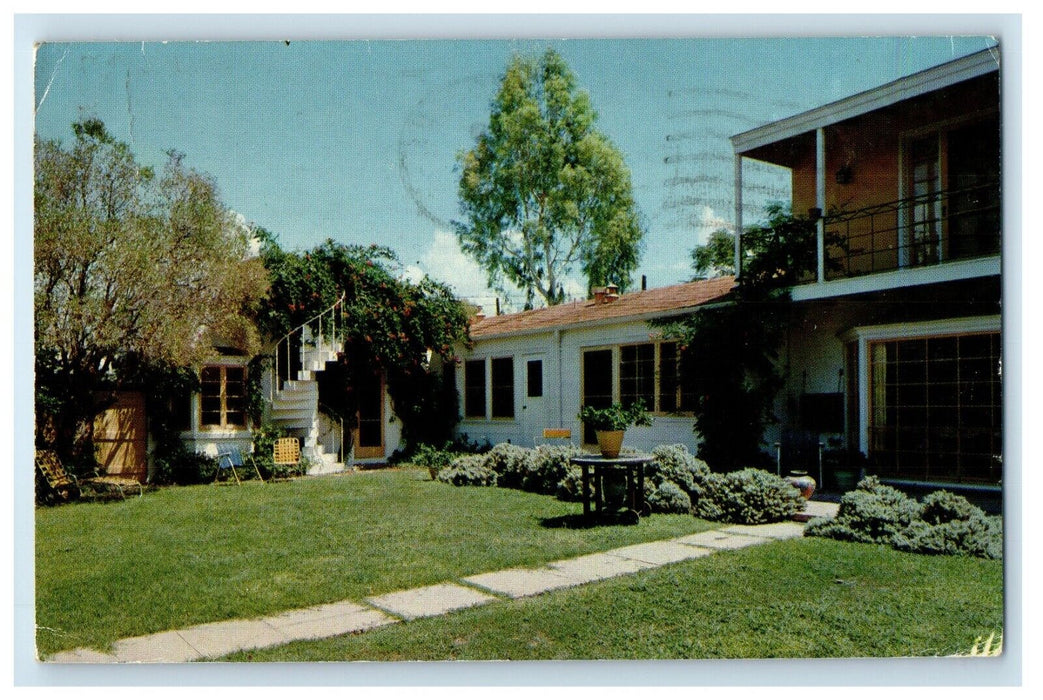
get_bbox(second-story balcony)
[821,181,1000,282]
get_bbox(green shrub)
[646,480,692,514]
[437,455,498,487]
[555,466,587,502]
[647,444,710,494]
[805,476,921,544]
[919,490,980,525]
[805,480,1002,559]
[525,444,580,495]
[483,443,534,489]
[251,421,285,479]
[410,443,456,471]
[153,444,219,485]
[893,514,1003,559]
[699,468,805,524]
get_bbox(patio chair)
[35,449,144,501]
[272,437,302,477]
[536,428,574,446]
[215,447,265,485]
[35,449,80,502]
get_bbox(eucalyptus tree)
[455,48,643,308]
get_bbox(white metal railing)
[271,293,347,401]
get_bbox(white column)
[733,153,743,278]
[816,127,826,283]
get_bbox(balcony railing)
[821,181,1000,282]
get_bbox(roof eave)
[731,47,999,155]
[469,300,731,341]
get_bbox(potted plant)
[578,400,652,458]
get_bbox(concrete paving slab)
[605,541,715,566]
[367,583,497,620]
[265,603,397,641]
[547,552,656,583]
[176,619,288,659]
[721,522,807,540]
[112,630,201,663]
[45,647,119,663]
[674,530,771,551]
[264,601,374,629]
[801,501,840,520]
[463,567,585,598]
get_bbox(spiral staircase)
[268,296,348,475]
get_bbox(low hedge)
[805,476,1002,559]
[436,455,498,487]
[433,441,805,526]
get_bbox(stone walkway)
[46,501,838,663]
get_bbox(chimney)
[473,305,485,321]
[604,284,620,303]
[592,287,606,304]
[641,275,647,291]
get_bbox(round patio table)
[570,454,655,524]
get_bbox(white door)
[520,354,546,447]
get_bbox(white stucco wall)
[457,317,700,454]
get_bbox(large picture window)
[200,365,247,429]
[868,332,1001,483]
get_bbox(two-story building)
[457,48,1003,493]
[732,47,1002,488]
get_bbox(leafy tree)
[690,228,736,280]
[455,48,644,307]
[34,119,268,466]
[258,238,472,448]
[661,204,824,470]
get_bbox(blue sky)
[33,35,997,310]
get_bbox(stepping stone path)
[46,504,838,663]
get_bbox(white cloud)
[409,230,597,313]
[409,230,506,312]
[692,205,730,247]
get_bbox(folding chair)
[36,449,144,501]
[215,447,265,485]
[272,437,301,478]
[536,428,574,446]
[35,449,80,502]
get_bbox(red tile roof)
[470,276,736,338]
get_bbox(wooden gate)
[93,391,148,482]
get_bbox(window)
[658,342,695,413]
[582,342,693,443]
[464,360,486,419]
[620,344,655,409]
[491,357,515,418]
[526,359,543,398]
[200,365,247,428]
[868,332,1001,483]
[582,349,614,444]
[902,114,1000,268]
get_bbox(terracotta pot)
[596,430,625,458]
[786,471,816,499]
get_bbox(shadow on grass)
[539,511,640,529]
[539,513,599,529]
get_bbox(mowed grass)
[222,537,1004,661]
[35,468,715,657]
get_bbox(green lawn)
[35,467,715,657]
[221,537,1004,661]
